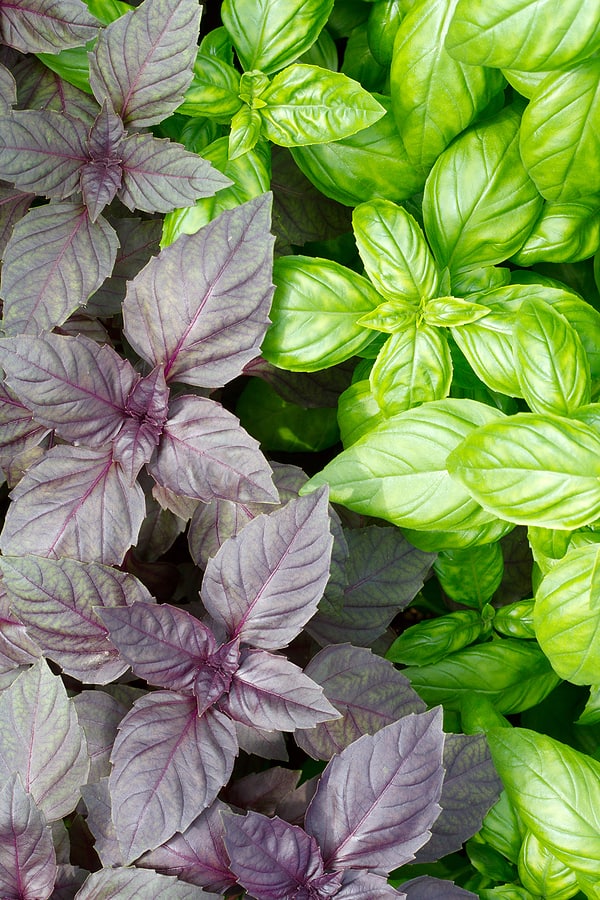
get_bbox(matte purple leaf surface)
[401,876,477,899]
[148,394,278,504]
[81,777,126,868]
[113,366,170,482]
[0,182,33,256]
[73,691,128,783]
[74,866,216,898]
[54,864,88,898]
[123,194,274,387]
[194,638,239,717]
[0,585,41,671]
[0,774,56,900]
[0,62,15,112]
[0,0,98,54]
[0,110,87,198]
[296,644,426,760]
[1,203,118,335]
[234,721,289,761]
[223,648,339,732]
[0,659,89,821]
[0,381,48,470]
[12,55,98,124]
[0,555,152,683]
[0,445,145,565]
[81,161,122,223]
[201,488,332,649]
[88,0,201,128]
[337,870,406,900]
[0,333,136,445]
[224,767,301,817]
[305,708,445,872]
[109,692,237,862]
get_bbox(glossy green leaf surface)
[337,379,384,447]
[518,829,579,899]
[386,609,485,666]
[178,52,242,118]
[434,541,504,607]
[511,197,600,266]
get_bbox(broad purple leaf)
[137,799,237,893]
[109,692,237,862]
[309,528,436,647]
[118,132,230,213]
[11,55,98,125]
[80,102,125,220]
[123,194,274,387]
[0,555,152,683]
[401,876,477,899]
[0,774,56,900]
[0,382,48,472]
[73,691,128,782]
[337,870,406,900]
[98,601,218,691]
[148,394,278,504]
[296,644,426,761]
[54,864,88,899]
[194,638,240,717]
[0,585,41,671]
[88,0,200,128]
[245,356,354,409]
[87,99,125,158]
[234,721,288,761]
[0,333,136,445]
[0,0,98,54]
[0,445,145,565]
[136,489,186,561]
[305,708,445,873]
[1,203,118,335]
[0,110,87,198]
[81,777,126,868]
[224,767,300,817]
[224,811,339,900]
[223,648,339,732]
[275,775,319,826]
[0,659,89,821]
[0,62,15,112]
[113,366,170,482]
[414,733,502,864]
[0,182,32,256]
[74,866,216,898]
[201,488,332,649]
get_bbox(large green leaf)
[302,398,505,531]
[511,197,600,266]
[533,545,600,685]
[434,541,504,607]
[520,59,600,202]
[448,412,600,529]
[518,830,580,898]
[487,727,600,877]
[177,52,242,118]
[451,309,522,397]
[337,379,384,447]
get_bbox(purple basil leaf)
[201,488,332,649]
[0,381,48,473]
[0,182,32,257]
[0,333,136,445]
[305,708,445,873]
[296,644,426,760]
[0,774,56,900]
[123,194,273,387]
[0,445,145,565]
[113,366,170,483]
[224,811,337,900]
[11,55,98,125]
[274,775,319,826]
[88,0,200,128]
[80,162,122,223]
[73,691,128,783]
[0,555,152,683]
[54,864,88,899]
[414,732,502,864]
[224,768,301,817]
[1,203,118,335]
[137,799,237,893]
[0,0,98,54]
[0,63,16,112]
[74,866,216,898]
[109,692,237,863]
[194,638,240,717]
[401,876,477,899]
[87,99,124,158]
[98,600,219,691]
[337,870,406,900]
[0,110,87,198]
[148,394,278,504]
[0,585,41,671]
[0,659,89,821]
[234,721,289,761]
[81,777,126,868]
[245,356,354,408]
[136,491,185,561]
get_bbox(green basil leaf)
[341,25,387,93]
[576,685,600,726]
[451,309,522,397]
[448,412,600,529]
[467,837,518,883]
[533,545,600,685]
[178,52,242,118]
[446,0,600,72]
[518,830,580,898]
[338,379,385,447]
[198,25,235,62]
[352,198,440,303]
[513,298,591,416]
[370,323,452,415]
[391,0,504,173]
[511,197,600,266]
[85,0,132,23]
[527,525,571,575]
[221,0,334,75]
[487,727,600,877]
[262,256,380,371]
[302,398,505,531]
[423,107,543,275]
[502,67,549,99]
[367,0,403,68]
[451,264,511,296]
[228,105,262,159]
[434,541,504,607]
[404,639,560,714]
[479,790,524,866]
[386,609,486,666]
[520,60,600,202]
[357,300,417,333]
[402,518,514,553]
[37,46,94,94]
[460,694,513,735]
[260,64,385,146]
[493,600,536,640]
[424,296,490,327]
[297,27,338,70]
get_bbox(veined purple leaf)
[0,585,41,671]
[201,488,332,650]
[0,774,56,900]
[224,811,339,900]
[223,648,339,732]
[54,864,88,898]
[88,0,201,128]
[148,394,278,504]
[11,55,98,125]
[0,110,87,198]
[305,708,445,873]
[81,162,122,223]
[0,333,136,446]
[224,768,301,818]
[87,99,125,158]
[194,638,240,717]
[0,182,33,256]
[414,733,501,864]
[274,775,319,826]
[113,365,169,482]
[137,799,237,893]
[81,777,126,868]
[0,445,145,565]
[401,876,477,899]
[1,203,118,335]
[244,357,354,409]
[0,658,89,821]
[0,555,153,684]
[0,63,16,112]
[296,644,426,761]
[0,0,98,54]
[98,601,218,692]
[74,866,217,898]
[109,692,237,862]
[73,691,128,783]
[118,132,230,213]
[0,381,49,471]
[123,194,274,387]
[337,870,406,900]
[234,721,288,761]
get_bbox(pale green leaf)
[402,518,514,553]
[434,540,504,607]
[337,379,384,447]
[178,52,242,118]
[511,197,600,266]
[424,296,490,326]
[228,105,262,160]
